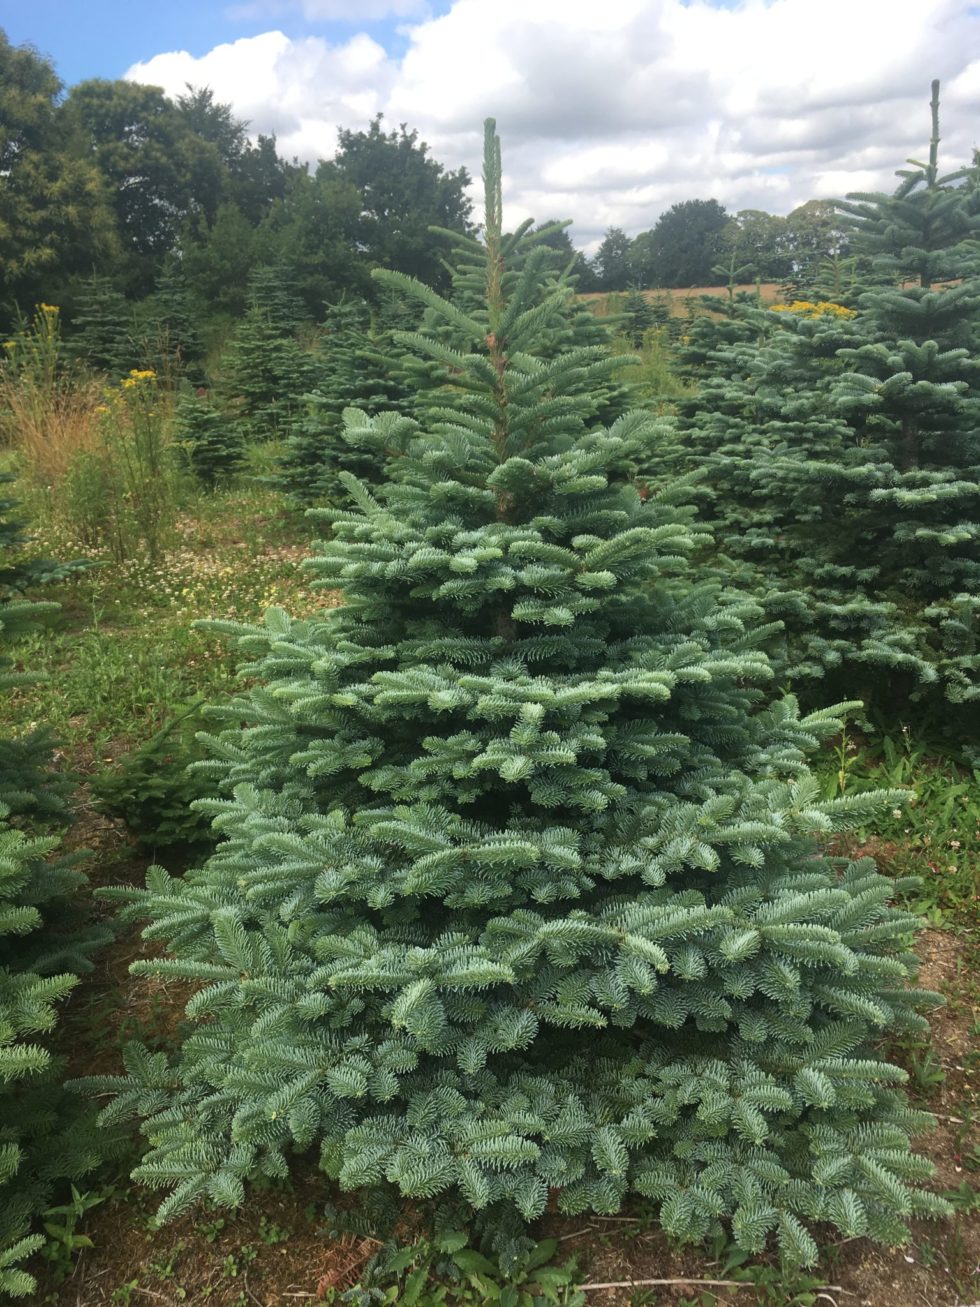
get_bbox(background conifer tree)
[279,298,415,504]
[673,83,980,733]
[619,288,656,349]
[67,277,137,377]
[220,263,320,441]
[91,122,948,1269]
[175,392,245,490]
[136,257,205,383]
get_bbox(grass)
[0,305,104,486]
[610,328,696,407]
[0,472,323,756]
[815,728,980,922]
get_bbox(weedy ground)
[7,472,980,1307]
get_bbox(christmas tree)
[67,277,137,377]
[91,122,947,1269]
[175,392,246,490]
[220,263,321,441]
[618,289,657,349]
[136,257,206,384]
[674,83,980,731]
[279,298,416,504]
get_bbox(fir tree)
[619,289,657,349]
[674,83,980,732]
[175,392,245,490]
[66,277,137,377]
[279,299,415,504]
[137,258,205,383]
[90,122,948,1269]
[0,483,112,1298]
[220,264,321,441]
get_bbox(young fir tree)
[220,264,321,441]
[674,83,980,732]
[617,289,657,350]
[175,392,246,490]
[279,299,416,504]
[90,123,948,1269]
[136,258,206,384]
[0,485,112,1298]
[66,278,138,377]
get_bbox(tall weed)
[0,305,102,485]
[61,370,182,561]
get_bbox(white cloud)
[126,0,980,250]
[127,31,393,160]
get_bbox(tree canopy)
[332,115,473,291]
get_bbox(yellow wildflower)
[771,300,856,319]
[121,368,157,389]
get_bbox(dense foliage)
[84,122,950,1273]
[0,485,111,1299]
[673,83,980,736]
[0,31,474,337]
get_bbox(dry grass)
[0,366,105,486]
[0,304,105,485]
[580,283,785,316]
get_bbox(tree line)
[588,199,852,292]
[4,25,859,346]
[0,29,473,338]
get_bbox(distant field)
[580,282,785,315]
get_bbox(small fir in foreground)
[92,122,949,1268]
[0,482,112,1299]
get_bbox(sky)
[4,0,980,251]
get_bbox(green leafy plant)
[814,731,980,917]
[38,1185,111,1283]
[905,1046,947,1095]
[338,1233,584,1306]
[709,1241,830,1306]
